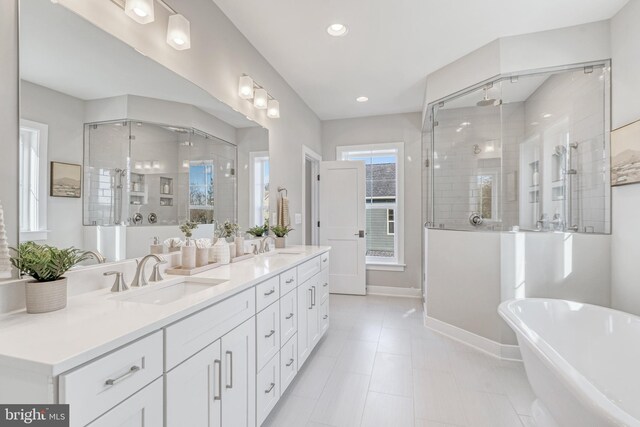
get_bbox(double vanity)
[0,246,330,427]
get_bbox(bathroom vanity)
[0,247,330,427]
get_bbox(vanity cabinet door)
[87,378,163,427]
[165,340,222,427]
[221,318,256,427]
[297,280,312,367]
[297,276,319,367]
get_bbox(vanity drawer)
[280,334,297,394]
[59,331,163,427]
[87,377,163,427]
[256,301,280,371]
[165,288,255,370]
[297,256,321,285]
[257,353,280,426]
[320,251,329,269]
[319,267,330,304]
[280,289,297,346]
[319,298,330,337]
[256,275,280,313]
[279,268,297,296]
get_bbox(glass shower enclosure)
[424,62,611,234]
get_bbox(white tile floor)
[263,294,537,427]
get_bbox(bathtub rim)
[499,298,639,427]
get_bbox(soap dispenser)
[150,237,164,254]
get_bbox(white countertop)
[0,246,330,376]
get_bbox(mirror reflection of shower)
[112,168,127,225]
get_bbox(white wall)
[611,0,640,315]
[0,0,19,276]
[58,0,322,245]
[322,113,422,290]
[21,81,85,249]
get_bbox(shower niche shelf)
[129,172,148,205]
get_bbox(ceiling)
[21,0,256,128]
[213,0,627,120]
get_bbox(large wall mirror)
[19,0,269,263]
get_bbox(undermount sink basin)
[260,250,303,257]
[114,279,228,305]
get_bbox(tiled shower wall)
[524,69,609,233]
[431,103,523,230]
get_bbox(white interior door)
[319,161,366,295]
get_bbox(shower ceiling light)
[238,76,254,100]
[456,127,463,133]
[327,24,348,37]
[124,0,155,24]
[461,122,471,126]
[356,96,368,102]
[267,99,280,118]
[254,88,268,109]
[167,14,191,50]
[152,161,160,169]
[144,161,152,170]
[543,113,552,118]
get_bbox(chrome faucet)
[259,235,275,253]
[82,250,106,264]
[131,254,166,287]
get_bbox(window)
[19,119,48,241]
[250,152,270,226]
[337,142,404,269]
[387,208,395,235]
[188,161,215,223]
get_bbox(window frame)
[249,151,270,227]
[336,142,405,271]
[387,208,395,235]
[19,119,49,242]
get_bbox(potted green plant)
[217,220,239,242]
[247,219,269,238]
[270,224,294,248]
[10,242,90,313]
[179,220,199,268]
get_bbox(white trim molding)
[425,315,522,361]
[367,285,421,298]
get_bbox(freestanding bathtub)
[499,298,640,427]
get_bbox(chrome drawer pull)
[285,312,294,320]
[322,258,327,263]
[213,359,222,401]
[264,382,275,394]
[264,289,275,296]
[226,351,233,389]
[265,329,276,338]
[285,278,294,284]
[323,282,328,287]
[311,286,316,307]
[323,315,328,320]
[286,358,294,367]
[105,365,140,386]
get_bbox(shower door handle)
[354,230,365,238]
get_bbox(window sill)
[20,230,49,242]
[366,263,406,272]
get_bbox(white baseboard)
[425,315,522,361]
[366,285,422,298]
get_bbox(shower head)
[477,87,502,107]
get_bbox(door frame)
[302,145,321,245]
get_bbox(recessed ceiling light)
[461,122,471,126]
[542,113,552,118]
[327,24,348,37]
[356,96,368,103]
[456,127,463,133]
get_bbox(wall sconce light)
[239,75,280,118]
[167,14,191,50]
[124,0,155,24]
[238,75,254,100]
[267,99,280,118]
[253,88,268,110]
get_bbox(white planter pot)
[275,237,286,248]
[25,278,67,314]
[196,248,209,267]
